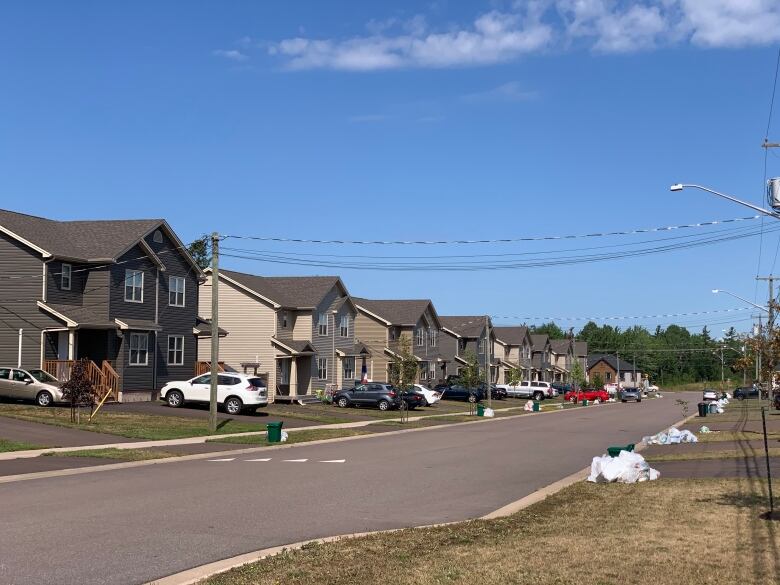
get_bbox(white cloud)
[213,49,249,62]
[260,2,780,71]
[462,81,538,102]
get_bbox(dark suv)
[733,386,761,400]
[332,383,424,411]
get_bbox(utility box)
[767,178,780,211]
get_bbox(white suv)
[160,372,268,415]
[498,380,555,400]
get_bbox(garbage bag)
[524,400,534,411]
[483,408,495,418]
[280,431,289,442]
[587,450,660,484]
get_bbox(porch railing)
[43,359,120,404]
[195,361,226,376]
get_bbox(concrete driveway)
[0,392,698,585]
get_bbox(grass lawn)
[0,438,43,452]
[206,428,372,445]
[0,404,268,440]
[204,478,778,585]
[41,447,180,461]
[645,448,780,461]
[696,431,780,443]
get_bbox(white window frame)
[478,337,485,352]
[343,357,354,380]
[167,335,184,366]
[168,276,185,307]
[339,314,349,338]
[279,360,290,385]
[124,270,144,303]
[317,357,328,380]
[318,313,328,336]
[129,333,149,366]
[61,264,72,291]
[415,328,424,347]
[429,328,437,347]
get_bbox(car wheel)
[468,394,477,404]
[378,400,390,411]
[337,397,349,408]
[166,390,184,408]
[224,396,243,415]
[637,399,642,403]
[533,391,544,401]
[621,399,627,403]
[36,391,53,407]
[737,395,745,401]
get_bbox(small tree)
[188,234,212,270]
[60,359,98,423]
[506,367,523,387]
[388,336,419,392]
[591,372,604,390]
[571,360,586,389]
[459,351,481,389]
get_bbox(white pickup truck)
[495,380,556,400]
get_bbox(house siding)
[309,286,355,391]
[0,232,61,368]
[354,311,388,382]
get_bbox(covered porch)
[271,338,315,403]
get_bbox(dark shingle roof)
[531,334,549,351]
[587,354,639,372]
[439,316,485,338]
[550,339,572,354]
[493,326,529,345]
[574,341,588,357]
[43,302,114,328]
[355,298,436,327]
[221,269,342,308]
[0,209,162,261]
[195,317,229,337]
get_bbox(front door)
[57,332,69,360]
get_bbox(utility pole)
[209,232,220,434]
[756,275,776,401]
[485,315,492,410]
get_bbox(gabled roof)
[493,326,530,346]
[219,269,347,309]
[574,341,588,357]
[271,338,316,355]
[439,316,488,338]
[587,354,639,372]
[550,339,573,354]
[354,298,440,328]
[194,317,229,338]
[0,209,162,261]
[531,334,550,351]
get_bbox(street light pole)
[670,183,780,220]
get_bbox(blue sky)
[3,1,780,335]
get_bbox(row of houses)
[0,209,638,403]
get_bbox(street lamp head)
[712,289,720,294]
[670,184,684,192]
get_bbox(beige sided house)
[352,298,445,385]
[198,270,365,402]
[492,326,533,383]
[549,339,574,382]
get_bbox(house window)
[317,357,328,380]
[124,270,144,303]
[61,264,72,291]
[478,337,485,352]
[459,339,466,351]
[390,328,396,341]
[318,313,328,336]
[419,361,428,380]
[281,312,289,328]
[152,230,163,243]
[415,328,424,347]
[129,333,149,366]
[339,315,349,337]
[343,357,354,380]
[429,328,437,347]
[167,336,184,365]
[279,360,290,385]
[605,372,612,381]
[169,276,185,307]
[430,362,436,379]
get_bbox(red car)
[564,389,609,403]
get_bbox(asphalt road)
[0,392,697,585]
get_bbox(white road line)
[207,458,236,462]
[318,459,346,463]
[283,459,308,462]
[244,458,272,462]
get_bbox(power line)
[490,307,751,322]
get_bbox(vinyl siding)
[0,232,61,368]
[354,310,388,382]
[292,311,312,340]
[309,286,355,391]
[46,261,110,321]
[198,275,278,398]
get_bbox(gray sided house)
[198,270,363,402]
[0,209,203,401]
[439,316,497,382]
[492,326,533,383]
[530,334,553,382]
[352,298,444,385]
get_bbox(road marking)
[207,458,236,462]
[283,459,308,462]
[245,458,272,462]
[319,459,346,463]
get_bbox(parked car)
[437,384,484,403]
[413,384,442,406]
[333,383,424,411]
[160,372,268,414]
[620,387,642,402]
[564,388,609,403]
[495,380,555,400]
[733,386,761,400]
[773,393,780,410]
[702,389,719,402]
[477,382,507,400]
[0,366,63,407]
[604,383,619,396]
[551,382,571,394]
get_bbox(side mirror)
[26,379,33,384]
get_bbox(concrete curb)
[143,397,688,585]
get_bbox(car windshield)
[27,369,57,384]
[248,378,266,388]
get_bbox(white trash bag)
[524,400,534,411]
[280,431,289,442]
[483,408,495,418]
[587,450,660,484]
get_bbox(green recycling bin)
[607,443,635,457]
[477,404,485,416]
[582,399,589,406]
[267,421,284,443]
[532,401,540,412]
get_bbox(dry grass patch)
[204,478,779,585]
[645,448,780,461]
[41,447,180,461]
[696,430,780,443]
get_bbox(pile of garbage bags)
[587,450,660,483]
[641,426,698,445]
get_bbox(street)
[0,393,697,585]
